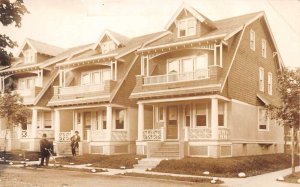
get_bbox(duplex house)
[131,4,284,158]
[0,38,64,151]
[47,30,165,155]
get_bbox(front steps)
[151,142,180,158]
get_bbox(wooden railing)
[143,129,163,141]
[58,132,72,142]
[218,128,229,140]
[143,69,209,85]
[59,84,104,95]
[189,128,212,140]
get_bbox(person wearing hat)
[39,133,52,166]
[70,131,80,156]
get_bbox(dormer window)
[177,18,196,38]
[24,49,35,64]
[101,41,116,54]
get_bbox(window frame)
[259,67,264,92]
[177,17,196,38]
[18,77,36,90]
[250,29,256,51]
[115,109,125,130]
[23,49,36,64]
[268,72,272,95]
[194,103,208,128]
[101,40,116,54]
[184,105,191,127]
[80,69,111,86]
[258,107,269,131]
[262,39,267,58]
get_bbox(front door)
[83,112,91,140]
[166,106,178,139]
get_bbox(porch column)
[211,98,219,140]
[54,109,60,142]
[31,109,38,138]
[106,106,112,141]
[138,103,144,141]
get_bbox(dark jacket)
[40,139,52,156]
[70,135,80,148]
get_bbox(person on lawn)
[70,131,80,156]
[39,133,52,166]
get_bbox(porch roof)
[47,95,110,107]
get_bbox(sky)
[1,0,300,67]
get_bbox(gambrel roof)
[16,38,64,57]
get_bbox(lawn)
[55,154,145,169]
[152,153,300,177]
[0,150,40,161]
[283,172,300,183]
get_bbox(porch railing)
[188,128,212,140]
[58,132,72,142]
[218,128,229,140]
[21,130,31,139]
[143,69,209,85]
[143,129,162,141]
[59,84,104,95]
[112,131,127,141]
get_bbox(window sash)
[262,39,267,58]
[250,30,255,51]
[259,67,264,92]
[177,18,196,37]
[115,110,125,129]
[268,72,272,95]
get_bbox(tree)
[266,68,300,174]
[0,92,29,162]
[0,0,29,66]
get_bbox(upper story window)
[250,29,255,51]
[259,67,264,92]
[268,72,272,95]
[177,18,196,38]
[101,41,116,54]
[18,77,35,90]
[81,69,111,86]
[258,107,269,131]
[167,54,208,74]
[262,39,267,58]
[24,49,36,64]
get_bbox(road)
[0,165,217,187]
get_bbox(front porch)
[54,105,136,156]
[136,96,231,158]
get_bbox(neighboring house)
[130,3,284,158]
[0,38,93,152]
[47,30,165,155]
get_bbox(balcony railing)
[59,84,105,95]
[143,69,209,85]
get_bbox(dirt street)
[0,165,217,187]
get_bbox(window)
[268,72,272,95]
[178,18,196,38]
[115,109,125,129]
[95,111,100,130]
[18,77,35,90]
[92,72,101,84]
[195,104,207,127]
[250,30,255,51]
[81,69,111,86]
[258,108,269,130]
[102,110,107,129]
[195,54,208,78]
[24,50,35,64]
[101,41,116,54]
[181,58,193,73]
[184,105,191,127]
[259,67,264,92]
[77,112,81,124]
[81,72,90,85]
[168,59,180,74]
[141,56,149,76]
[218,103,224,127]
[158,107,164,121]
[44,112,52,128]
[262,39,267,58]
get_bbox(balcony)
[53,80,117,100]
[14,86,42,104]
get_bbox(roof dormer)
[165,3,217,39]
[93,29,129,54]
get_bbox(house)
[0,38,93,152]
[47,30,165,155]
[130,3,284,158]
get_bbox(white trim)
[258,107,270,131]
[268,72,273,95]
[231,99,256,107]
[132,84,221,97]
[250,29,256,51]
[220,25,246,92]
[193,103,208,128]
[137,94,229,104]
[262,39,267,58]
[138,34,226,53]
[16,39,38,57]
[48,95,110,105]
[259,67,264,92]
[177,17,197,38]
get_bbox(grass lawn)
[55,154,145,169]
[283,172,300,183]
[152,153,300,177]
[123,172,223,185]
[0,150,40,161]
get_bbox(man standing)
[39,133,52,166]
[70,131,80,156]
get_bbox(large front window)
[178,18,196,38]
[81,69,110,85]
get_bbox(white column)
[59,70,63,87]
[31,109,38,138]
[138,103,144,141]
[211,98,219,140]
[106,106,112,141]
[220,44,223,67]
[54,110,61,142]
[213,44,217,66]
